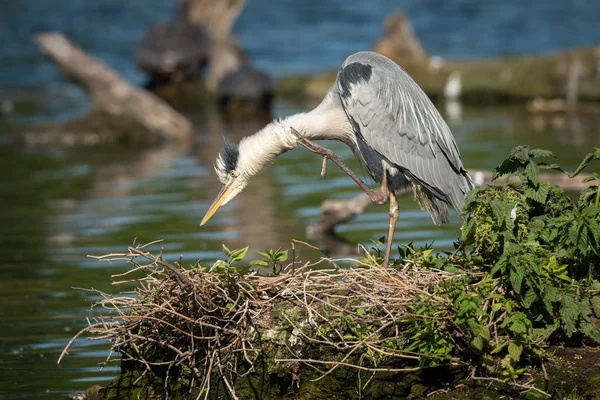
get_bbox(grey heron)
[201,51,474,267]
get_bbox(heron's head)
[200,137,250,225]
[201,121,296,225]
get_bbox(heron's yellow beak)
[200,183,237,226]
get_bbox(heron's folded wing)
[336,52,471,210]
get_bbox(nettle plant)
[381,147,600,379]
[462,147,600,338]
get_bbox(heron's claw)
[321,156,328,176]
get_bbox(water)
[1,1,600,398]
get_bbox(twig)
[275,358,425,373]
[472,376,550,398]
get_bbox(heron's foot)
[296,136,335,159]
[370,192,389,206]
[291,126,389,205]
[321,156,328,176]
[291,129,334,177]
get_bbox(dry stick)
[58,322,106,364]
[215,332,239,400]
[129,247,192,288]
[310,319,399,382]
[128,333,186,357]
[276,358,424,373]
[472,376,550,398]
[118,314,218,339]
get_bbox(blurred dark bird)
[201,51,474,267]
[217,65,274,115]
[207,40,274,116]
[135,19,211,85]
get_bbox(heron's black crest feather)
[222,137,239,173]
[338,62,372,100]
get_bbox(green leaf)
[490,340,507,354]
[527,218,545,232]
[229,246,249,262]
[524,180,550,203]
[571,151,596,178]
[591,296,600,318]
[529,148,555,159]
[471,336,485,353]
[248,260,269,267]
[508,341,522,362]
[510,320,527,334]
[461,216,476,243]
[560,294,586,337]
[493,157,525,180]
[522,288,537,308]
[257,251,270,259]
[581,320,600,343]
[510,267,525,294]
[490,199,508,224]
[524,162,539,185]
[275,249,289,262]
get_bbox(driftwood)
[372,11,428,64]
[180,0,246,41]
[278,11,600,105]
[307,170,594,236]
[35,32,193,143]
[527,97,600,115]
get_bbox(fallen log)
[307,170,594,237]
[527,97,600,115]
[34,32,193,144]
[277,47,600,105]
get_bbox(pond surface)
[1,1,600,398]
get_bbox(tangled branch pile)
[63,243,493,399]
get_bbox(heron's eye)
[229,171,238,177]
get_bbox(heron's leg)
[383,188,399,268]
[292,132,389,205]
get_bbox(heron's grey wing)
[336,51,473,212]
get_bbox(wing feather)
[336,51,474,212]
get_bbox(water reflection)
[2,103,600,398]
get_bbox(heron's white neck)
[236,117,296,177]
[237,102,352,177]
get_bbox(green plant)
[365,146,600,380]
[251,247,289,274]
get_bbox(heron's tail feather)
[447,169,475,213]
[411,182,450,225]
[412,168,474,224]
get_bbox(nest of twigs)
[61,241,472,399]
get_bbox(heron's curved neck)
[237,103,351,177]
[236,116,298,176]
